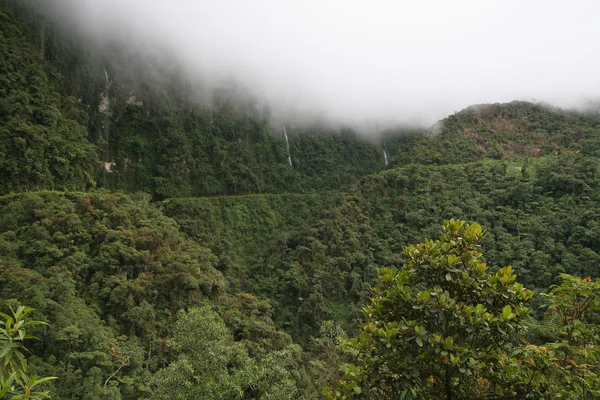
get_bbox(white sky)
[52,0,600,125]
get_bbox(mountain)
[1,2,392,199]
[3,1,600,399]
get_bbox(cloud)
[43,0,600,126]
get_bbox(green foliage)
[150,307,298,400]
[356,154,600,289]
[0,9,100,194]
[0,305,56,399]
[163,152,600,346]
[160,193,340,291]
[0,191,295,398]
[302,321,347,398]
[385,101,600,167]
[527,275,600,398]
[328,220,534,399]
[5,2,600,399]
[480,274,600,399]
[0,3,390,200]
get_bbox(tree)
[544,274,600,397]
[0,305,56,399]
[327,220,534,399]
[150,307,298,400]
[516,274,600,399]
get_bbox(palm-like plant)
[0,306,56,400]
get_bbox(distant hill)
[383,101,600,166]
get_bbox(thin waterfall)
[100,66,114,174]
[103,67,110,162]
[282,125,293,167]
[104,67,109,91]
[383,141,389,166]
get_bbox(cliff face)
[0,2,392,199]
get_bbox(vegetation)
[0,8,99,193]
[3,0,600,398]
[150,307,299,400]
[0,306,56,399]
[0,191,300,398]
[162,153,600,345]
[328,222,600,399]
[385,101,600,166]
[0,3,387,199]
[330,220,534,399]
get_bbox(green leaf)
[21,321,49,328]
[445,336,454,349]
[0,341,13,358]
[0,373,15,397]
[502,305,513,320]
[416,337,423,347]
[29,376,58,388]
[475,304,486,315]
[0,313,13,325]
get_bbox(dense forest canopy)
[3,1,600,398]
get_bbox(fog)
[46,0,600,126]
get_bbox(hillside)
[3,1,600,399]
[3,155,600,397]
[4,2,600,199]
[0,3,390,199]
[384,101,600,166]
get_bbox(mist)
[44,0,600,127]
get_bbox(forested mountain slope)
[164,154,600,342]
[0,191,306,398]
[4,1,600,398]
[0,8,99,193]
[3,154,600,397]
[384,101,600,166]
[1,2,388,199]
[4,2,600,199]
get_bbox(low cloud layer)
[46,0,600,125]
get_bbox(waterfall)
[104,67,109,89]
[383,150,389,166]
[282,125,293,167]
[101,67,111,168]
